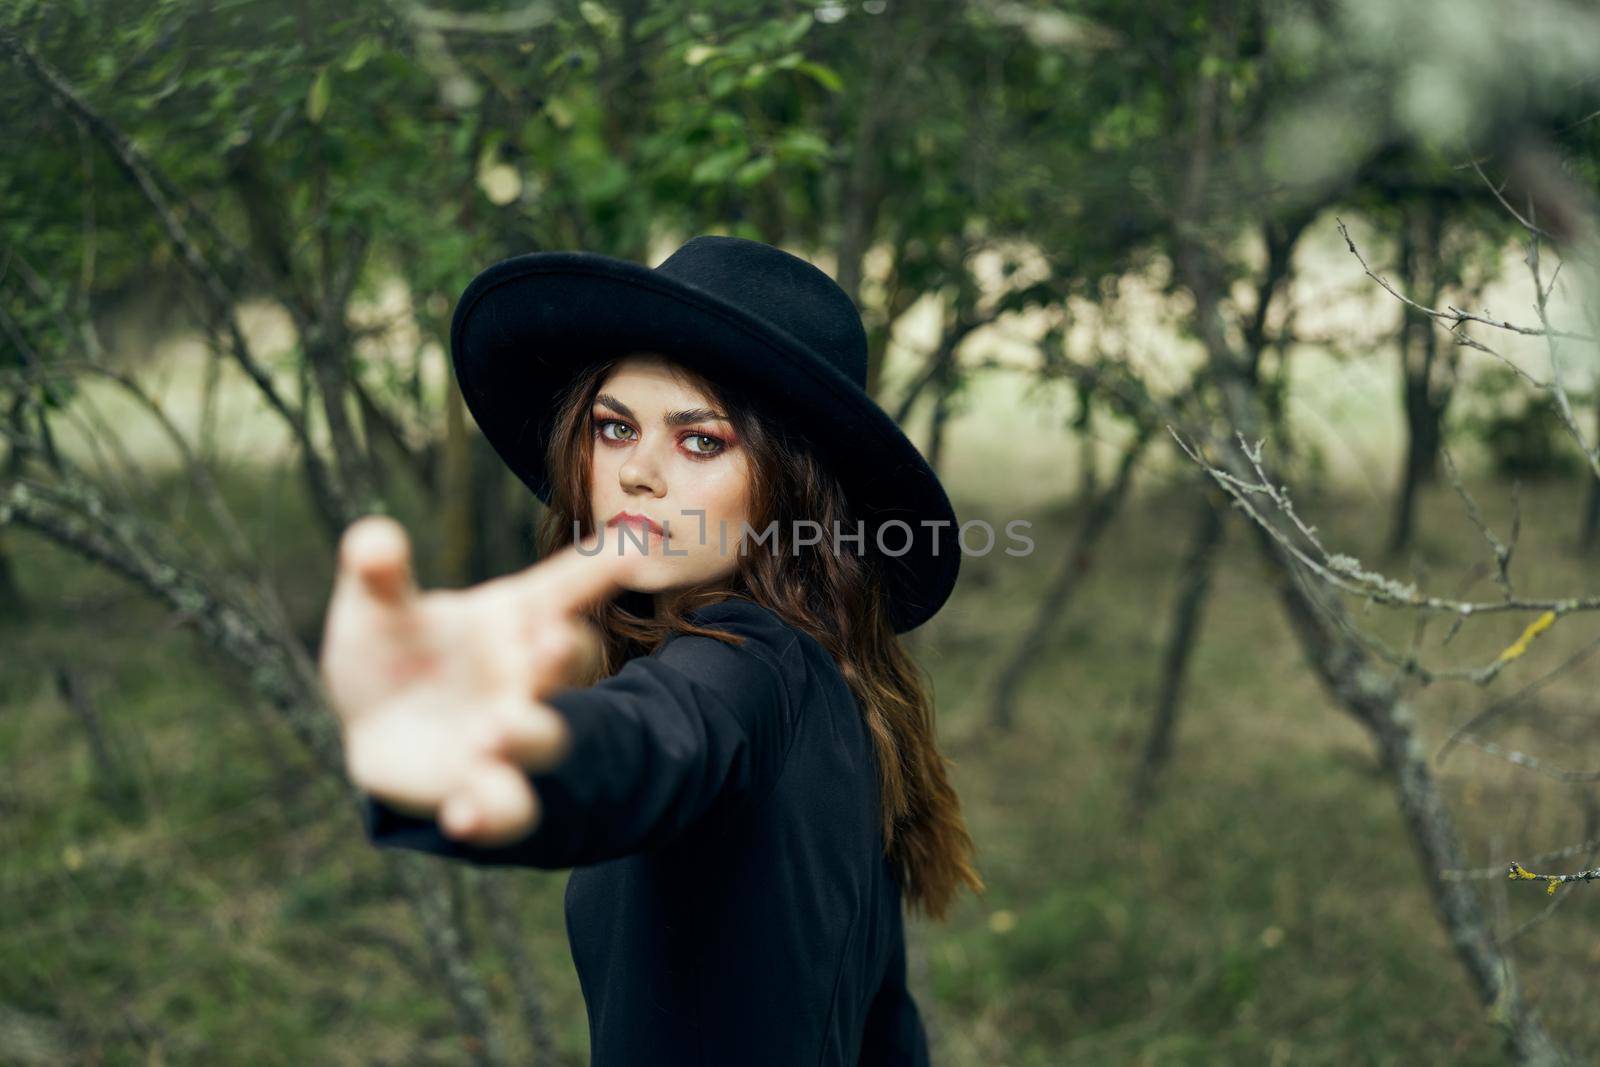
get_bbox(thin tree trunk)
[1389,199,1450,558]
[833,2,897,311]
[897,280,995,470]
[923,343,956,476]
[1581,385,1600,549]
[0,529,24,621]
[471,436,542,581]
[53,665,137,811]
[0,396,23,619]
[197,343,224,466]
[441,369,474,587]
[1204,299,1566,1065]
[353,372,437,496]
[393,858,509,1067]
[1074,377,1098,504]
[306,334,379,516]
[990,426,1153,730]
[1126,484,1227,822]
[864,234,918,403]
[476,872,559,1064]
[1251,486,1564,1064]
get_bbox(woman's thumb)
[337,515,417,607]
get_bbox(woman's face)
[587,353,753,603]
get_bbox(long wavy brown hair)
[533,352,983,921]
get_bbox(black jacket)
[361,597,930,1066]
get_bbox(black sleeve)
[856,924,931,1067]
[358,600,801,869]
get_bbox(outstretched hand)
[318,516,645,847]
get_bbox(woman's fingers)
[526,619,606,697]
[320,515,426,718]
[440,758,542,846]
[433,689,572,856]
[508,533,647,622]
[338,515,418,607]
[489,697,579,771]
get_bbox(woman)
[319,235,983,1066]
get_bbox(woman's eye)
[597,419,635,442]
[684,433,724,456]
[595,417,719,456]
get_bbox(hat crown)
[654,236,868,389]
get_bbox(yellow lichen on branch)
[1509,861,1561,895]
[1495,611,1557,664]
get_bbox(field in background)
[56,212,1593,517]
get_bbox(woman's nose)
[618,444,667,497]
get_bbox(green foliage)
[1455,365,1591,480]
[0,0,876,473]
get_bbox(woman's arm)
[360,600,801,868]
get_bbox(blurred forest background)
[4,0,1600,1064]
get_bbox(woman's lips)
[606,512,668,543]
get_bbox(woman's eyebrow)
[595,393,727,426]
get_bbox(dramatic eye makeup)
[680,431,727,459]
[591,394,735,461]
[594,417,637,443]
[592,415,730,459]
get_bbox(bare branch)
[1451,733,1600,785]
[1168,427,1593,620]
[1440,445,1518,601]
[1508,859,1600,895]
[1336,216,1592,343]
[1168,427,1594,690]
[1438,629,1600,763]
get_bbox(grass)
[5,453,1600,1065]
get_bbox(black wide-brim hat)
[450,234,960,633]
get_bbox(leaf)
[777,12,813,47]
[708,68,740,98]
[341,38,381,73]
[476,131,507,174]
[740,61,770,89]
[690,145,749,185]
[733,155,775,187]
[774,129,831,163]
[306,66,330,124]
[795,60,843,93]
[578,158,629,204]
[578,0,617,34]
[544,98,575,129]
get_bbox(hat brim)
[450,250,961,634]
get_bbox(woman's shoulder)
[659,597,810,704]
[682,596,796,639]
